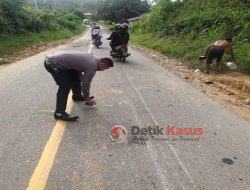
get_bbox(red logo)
[110,125,128,143]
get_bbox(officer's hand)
[85,99,96,106]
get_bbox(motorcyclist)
[118,23,129,46]
[91,22,97,30]
[90,22,97,38]
[114,23,130,56]
[107,24,122,54]
[92,25,102,44]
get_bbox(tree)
[97,0,150,22]
[0,0,26,33]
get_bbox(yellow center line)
[27,37,92,190]
[26,91,73,190]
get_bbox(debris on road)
[227,92,234,96]
[226,62,237,70]
[222,158,234,165]
[204,80,213,85]
[245,99,250,105]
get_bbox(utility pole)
[76,0,78,9]
[34,0,38,9]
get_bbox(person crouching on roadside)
[199,37,235,74]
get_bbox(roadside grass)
[101,22,115,31]
[130,32,250,73]
[0,25,85,64]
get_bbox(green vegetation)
[101,22,116,30]
[96,0,150,22]
[130,0,250,73]
[0,26,85,57]
[26,0,99,12]
[0,0,86,61]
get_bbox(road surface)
[0,27,249,190]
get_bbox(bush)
[0,1,83,34]
[0,1,85,59]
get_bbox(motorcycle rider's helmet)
[95,25,100,29]
[115,23,122,31]
[122,23,129,31]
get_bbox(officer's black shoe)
[72,95,85,102]
[54,112,79,121]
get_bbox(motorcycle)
[93,35,102,48]
[111,44,130,63]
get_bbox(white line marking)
[122,67,196,189]
[88,43,93,54]
[169,144,196,187]
[118,70,170,190]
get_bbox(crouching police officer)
[44,50,113,121]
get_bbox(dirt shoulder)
[131,44,250,122]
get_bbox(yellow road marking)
[27,38,93,190]
[26,91,73,190]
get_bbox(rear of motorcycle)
[113,45,129,63]
[121,46,128,63]
[94,36,102,48]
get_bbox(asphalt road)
[0,27,250,190]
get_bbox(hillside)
[130,0,250,73]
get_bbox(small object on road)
[226,62,237,70]
[184,76,189,79]
[195,69,200,73]
[227,92,234,96]
[245,99,250,105]
[105,104,113,107]
[199,55,206,60]
[204,80,213,85]
[222,158,234,165]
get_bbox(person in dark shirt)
[44,51,113,121]
[117,23,129,46]
[107,24,122,53]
